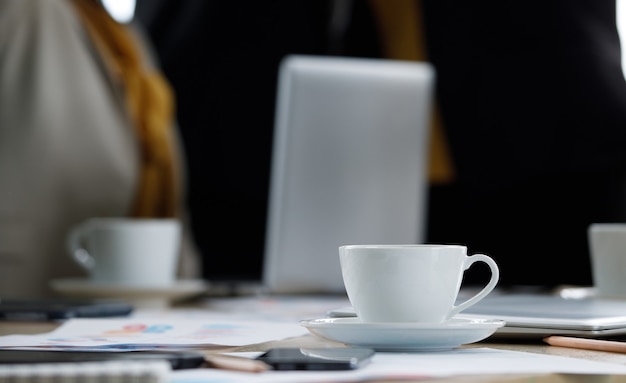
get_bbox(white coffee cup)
[588,223,626,298]
[67,218,181,287]
[339,244,499,323]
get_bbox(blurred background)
[101,0,626,290]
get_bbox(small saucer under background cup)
[338,244,500,324]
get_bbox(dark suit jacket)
[423,0,626,286]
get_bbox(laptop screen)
[262,55,435,294]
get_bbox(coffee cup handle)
[67,223,96,271]
[446,254,500,320]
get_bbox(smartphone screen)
[0,349,206,370]
[256,347,375,370]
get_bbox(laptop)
[460,293,626,338]
[262,55,435,294]
[328,292,626,338]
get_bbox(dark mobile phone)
[0,298,133,321]
[0,349,206,370]
[256,347,375,370]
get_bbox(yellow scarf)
[369,0,455,185]
[70,0,179,217]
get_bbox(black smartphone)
[0,298,133,321]
[255,347,375,370]
[0,349,205,370]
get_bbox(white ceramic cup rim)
[340,244,467,251]
[589,223,626,232]
[82,218,178,223]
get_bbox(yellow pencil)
[544,336,626,354]
[204,354,272,373]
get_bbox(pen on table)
[204,354,272,373]
[544,336,626,354]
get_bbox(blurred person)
[134,0,626,290]
[364,0,626,288]
[184,0,626,289]
[420,0,626,287]
[0,0,200,298]
[133,0,382,284]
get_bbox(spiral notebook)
[0,361,170,383]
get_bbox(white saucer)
[50,279,208,309]
[300,317,505,351]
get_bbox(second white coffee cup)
[67,218,181,287]
[588,223,626,298]
[339,244,499,323]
